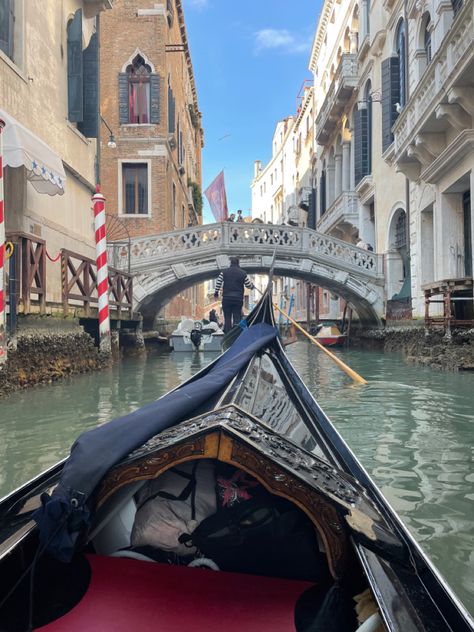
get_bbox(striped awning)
[0,109,66,196]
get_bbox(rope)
[45,249,61,262]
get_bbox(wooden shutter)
[67,9,83,123]
[381,57,400,153]
[78,33,99,138]
[150,74,161,124]
[118,73,129,124]
[354,108,369,185]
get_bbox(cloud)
[254,28,311,55]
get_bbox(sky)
[182,0,323,224]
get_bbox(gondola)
[0,289,472,632]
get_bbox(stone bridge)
[108,222,385,327]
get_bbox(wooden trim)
[95,429,348,580]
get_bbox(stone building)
[99,0,205,322]
[389,0,473,318]
[309,0,473,321]
[1,0,111,306]
[251,90,316,322]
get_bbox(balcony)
[317,192,359,236]
[315,54,359,146]
[392,2,474,181]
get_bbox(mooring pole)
[0,119,7,365]
[92,185,111,354]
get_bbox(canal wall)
[0,322,107,397]
[350,326,474,371]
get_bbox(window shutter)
[78,33,99,138]
[354,108,369,185]
[118,73,129,124]
[319,172,326,215]
[67,9,83,122]
[308,189,316,230]
[150,74,161,124]
[381,57,400,153]
[0,0,13,58]
[168,86,176,133]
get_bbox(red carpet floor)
[40,555,313,631]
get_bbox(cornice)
[309,0,336,73]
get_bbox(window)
[423,17,432,63]
[0,0,14,59]
[365,81,372,175]
[127,55,151,124]
[452,0,463,15]
[396,20,407,108]
[122,163,148,214]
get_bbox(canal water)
[1,341,473,616]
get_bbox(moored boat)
[169,318,223,351]
[315,324,347,347]
[0,289,472,631]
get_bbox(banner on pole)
[204,170,228,222]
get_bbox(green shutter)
[150,74,161,124]
[67,9,83,123]
[118,73,129,124]
[78,33,99,138]
[354,108,369,185]
[381,57,400,153]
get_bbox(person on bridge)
[214,257,254,333]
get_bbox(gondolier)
[214,257,254,333]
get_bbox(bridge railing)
[119,223,383,278]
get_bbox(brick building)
[99,0,205,321]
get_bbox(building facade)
[99,0,205,320]
[389,0,473,318]
[1,0,111,306]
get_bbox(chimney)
[254,160,262,178]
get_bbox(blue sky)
[183,0,323,224]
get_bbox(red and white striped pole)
[0,119,7,365]
[92,185,111,353]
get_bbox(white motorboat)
[170,319,224,352]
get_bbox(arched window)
[396,20,407,108]
[364,81,372,174]
[127,55,151,124]
[423,14,432,63]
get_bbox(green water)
[0,342,473,615]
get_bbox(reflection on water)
[0,342,473,614]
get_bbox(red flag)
[204,170,228,222]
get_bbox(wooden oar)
[272,302,368,385]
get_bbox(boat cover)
[34,324,277,562]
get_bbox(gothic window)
[127,55,151,124]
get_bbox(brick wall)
[100,0,204,320]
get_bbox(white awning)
[0,109,66,196]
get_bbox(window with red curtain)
[127,55,151,124]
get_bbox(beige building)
[1,0,111,308]
[389,0,473,318]
[310,0,473,321]
[99,0,205,322]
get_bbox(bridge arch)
[118,223,385,328]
